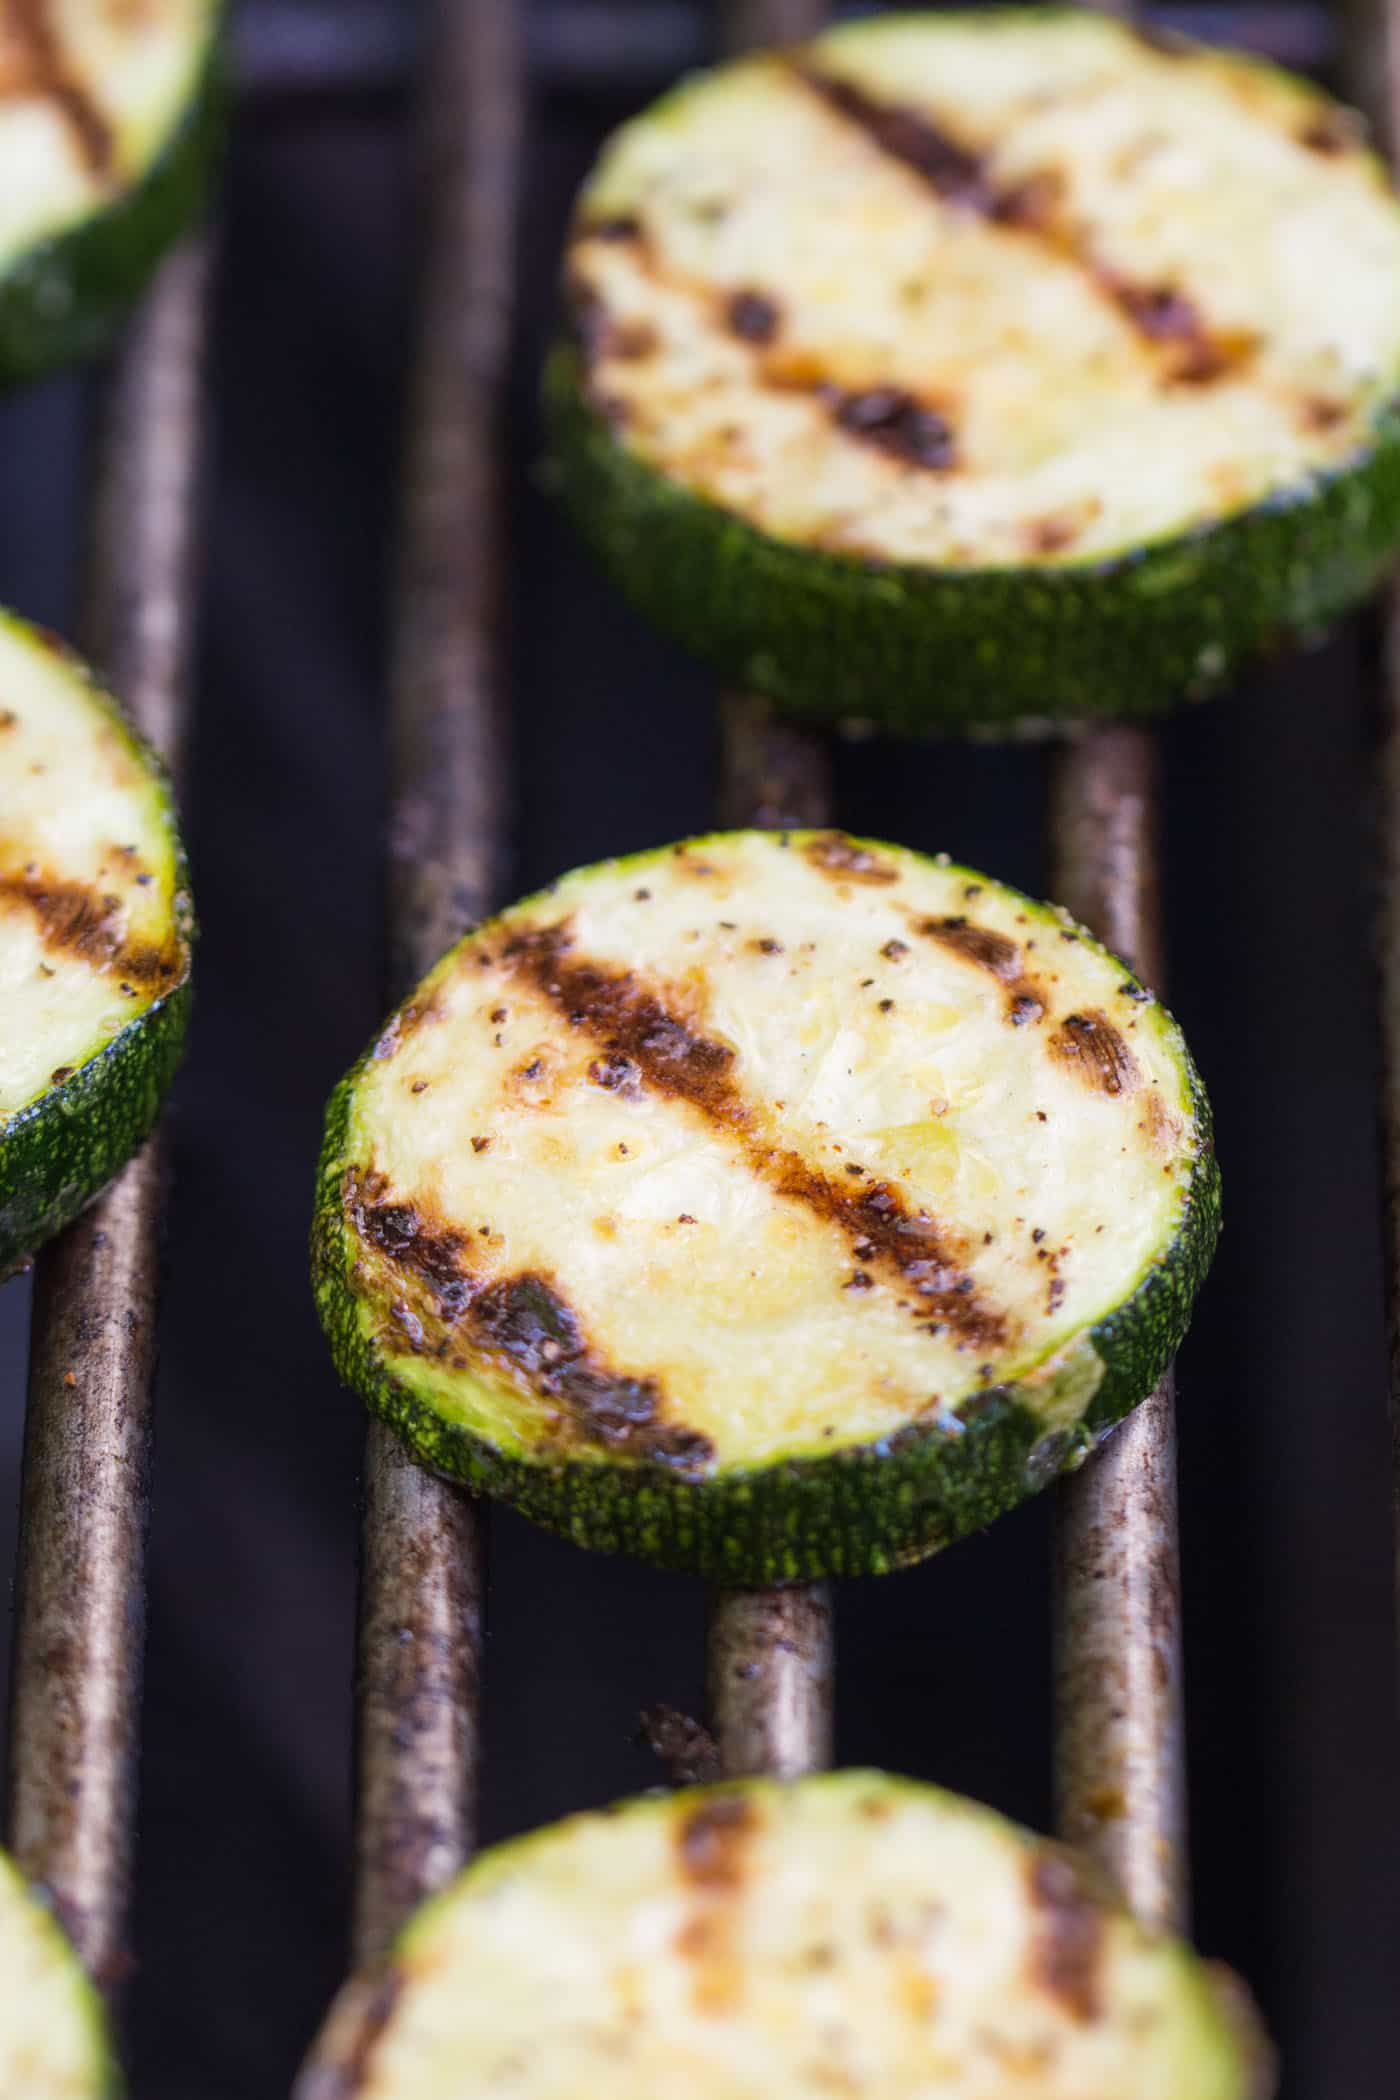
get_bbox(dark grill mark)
[352,1192,473,1299]
[832,387,956,469]
[921,916,1019,979]
[919,915,1045,1027]
[502,919,1009,1353]
[591,213,643,241]
[993,168,1066,233]
[799,65,1245,385]
[1096,273,1248,385]
[473,1273,712,1468]
[1302,394,1347,432]
[1130,21,1190,56]
[1299,110,1363,155]
[726,288,781,344]
[588,1052,642,1095]
[353,1186,716,1471]
[0,867,180,992]
[803,832,898,884]
[609,318,658,361]
[1024,512,1083,557]
[677,1795,756,1889]
[772,1164,1007,1350]
[506,920,742,1118]
[798,65,992,209]
[567,278,656,365]
[1027,1852,1106,2023]
[319,1965,404,2097]
[1,1,114,175]
[1051,1010,1139,1097]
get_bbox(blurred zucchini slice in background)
[0,0,223,382]
[549,7,1400,730]
[0,1847,116,2096]
[302,1770,1273,2099]
[0,609,192,1276]
[313,830,1217,1583]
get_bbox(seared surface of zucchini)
[0,1847,115,2096]
[0,0,222,382]
[302,1771,1271,2099]
[551,8,1400,728]
[0,610,191,1274]
[313,831,1216,1581]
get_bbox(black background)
[1,3,1398,2093]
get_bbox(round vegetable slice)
[300,1770,1272,2100]
[0,0,224,384]
[0,1847,116,2096]
[0,609,192,1276]
[312,829,1217,1582]
[548,7,1400,730]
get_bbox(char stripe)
[919,915,1046,1027]
[349,1183,716,1472]
[793,60,1239,381]
[0,867,178,992]
[3,0,114,177]
[502,919,1010,1353]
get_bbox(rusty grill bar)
[5,235,212,1989]
[6,0,1394,2076]
[1049,729,1187,1931]
[351,0,520,1963]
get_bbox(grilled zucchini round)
[0,0,223,383]
[0,610,192,1276]
[313,831,1217,1583]
[549,8,1400,730]
[0,1847,116,2096]
[301,1771,1272,2100]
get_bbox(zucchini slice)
[0,0,223,384]
[549,8,1400,730]
[0,1847,115,2096]
[312,831,1217,1582]
[301,1771,1272,2099]
[0,609,192,1276]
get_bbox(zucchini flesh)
[0,0,222,381]
[551,8,1400,726]
[0,1847,114,2096]
[0,609,191,1273]
[313,831,1217,1582]
[305,1771,1271,2099]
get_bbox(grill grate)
[349,0,519,1964]
[2,0,1397,2088]
[337,0,1190,1978]
[6,237,211,1991]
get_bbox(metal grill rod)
[1048,729,1187,1931]
[5,235,212,1992]
[351,0,520,1967]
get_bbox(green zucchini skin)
[0,973,189,1278]
[0,632,194,1279]
[0,20,226,388]
[311,837,1219,1586]
[314,1077,1217,1581]
[547,343,1400,733]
